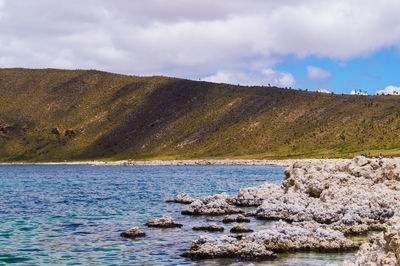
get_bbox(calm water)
[0,165,355,265]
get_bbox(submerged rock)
[182,193,243,216]
[145,216,182,228]
[166,193,196,204]
[344,216,400,266]
[193,223,224,232]
[120,227,146,238]
[230,225,253,233]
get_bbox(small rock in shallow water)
[166,193,196,204]
[222,215,236,224]
[145,216,183,228]
[181,193,243,216]
[192,223,224,232]
[120,227,145,238]
[230,225,253,233]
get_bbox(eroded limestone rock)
[233,156,400,235]
[230,224,253,233]
[182,193,243,216]
[120,226,146,238]
[344,216,400,266]
[193,223,224,232]
[183,220,358,260]
[145,216,183,228]
[166,193,196,204]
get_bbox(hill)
[0,68,400,162]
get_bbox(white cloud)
[376,85,400,95]
[307,66,332,80]
[350,89,368,95]
[317,89,330,93]
[203,68,295,87]
[1,0,400,78]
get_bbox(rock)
[236,214,251,223]
[344,216,400,265]
[223,214,250,223]
[222,215,236,224]
[145,216,182,228]
[166,193,196,204]
[233,156,400,235]
[230,225,253,233]
[181,235,276,260]
[181,193,243,216]
[183,220,358,260]
[193,223,224,232]
[120,227,146,238]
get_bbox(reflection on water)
[0,164,358,265]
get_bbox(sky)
[1,0,400,95]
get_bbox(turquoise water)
[0,165,355,265]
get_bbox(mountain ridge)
[0,68,399,161]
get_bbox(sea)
[0,164,357,265]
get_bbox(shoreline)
[0,158,354,167]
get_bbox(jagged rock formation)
[166,193,196,204]
[233,156,400,235]
[182,193,243,215]
[145,216,183,228]
[120,227,146,238]
[344,216,400,266]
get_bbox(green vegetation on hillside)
[1,68,400,162]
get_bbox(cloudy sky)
[1,0,400,94]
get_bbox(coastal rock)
[193,223,224,232]
[182,235,276,260]
[166,193,196,204]
[230,225,253,233]
[234,156,400,235]
[182,193,243,216]
[145,216,182,228]
[223,214,250,223]
[344,216,400,265]
[183,220,358,260]
[120,227,146,238]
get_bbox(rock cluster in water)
[344,216,400,266]
[166,156,400,262]
[120,226,146,239]
[233,156,400,235]
[145,216,183,228]
[193,223,224,232]
[166,193,196,204]
[181,192,243,215]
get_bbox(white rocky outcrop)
[233,156,400,235]
[183,220,358,260]
[182,192,243,215]
[145,216,183,228]
[344,216,400,266]
[166,193,196,204]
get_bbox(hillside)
[0,68,400,161]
